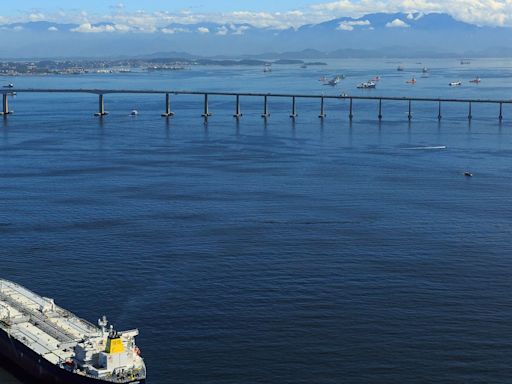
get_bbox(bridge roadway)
[1,88,511,120]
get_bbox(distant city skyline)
[1,1,512,29]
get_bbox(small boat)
[397,65,404,71]
[406,77,417,84]
[357,81,376,89]
[464,171,473,177]
[130,110,139,116]
[323,75,344,86]
[2,83,14,88]
[422,67,429,73]
[370,76,381,82]
[263,63,272,73]
[460,59,471,65]
[300,64,307,69]
[469,77,481,84]
[449,81,462,87]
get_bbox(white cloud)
[385,18,410,28]
[216,25,228,35]
[71,23,116,33]
[230,24,250,35]
[337,19,371,31]
[161,27,189,34]
[4,0,512,33]
[48,26,58,32]
[28,13,45,21]
[197,26,210,34]
[312,0,512,27]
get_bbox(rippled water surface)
[1,59,512,383]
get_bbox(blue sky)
[1,1,511,29]
[3,0,321,14]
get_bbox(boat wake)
[402,145,447,150]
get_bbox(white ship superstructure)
[0,279,146,383]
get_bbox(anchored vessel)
[0,279,146,384]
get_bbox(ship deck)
[0,279,101,365]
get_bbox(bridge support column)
[408,100,412,120]
[94,94,108,116]
[499,102,503,121]
[378,99,382,120]
[349,98,353,120]
[0,94,9,116]
[261,95,270,118]
[438,101,442,120]
[233,95,242,118]
[319,96,326,118]
[468,102,472,120]
[290,96,298,118]
[161,93,174,117]
[201,94,212,118]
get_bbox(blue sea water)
[1,58,512,383]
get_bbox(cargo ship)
[0,279,146,384]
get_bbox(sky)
[2,1,321,14]
[2,1,512,29]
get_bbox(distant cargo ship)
[0,279,146,384]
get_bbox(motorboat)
[464,171,473,177]
[449,81,462,86]
[406,77,417,84]
[130,110,139,116]
[357,81,376,89]
[469,77,481,84]
[370,76,381,82]
[2,84,14,88]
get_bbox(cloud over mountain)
[1,11,512,58]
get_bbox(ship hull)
[0,328,145,384]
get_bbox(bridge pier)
[261,95,270,118]
[201,94,212,118]
[499,102,503,121]
[438,101,442,120]
[378,99,382,120]
[290,96,298,118]
[94,94,108,116]
[468,102,472,120]
[233,95,242,118]
[0,94,10,116]
[408,100,412,120]
[319,96,326,118]
[161,93,174,117]
[349,98,353,120]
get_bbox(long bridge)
[1,88,511,121]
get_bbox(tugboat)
[0,279,146,384]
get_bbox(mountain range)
[1,13,512,59]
